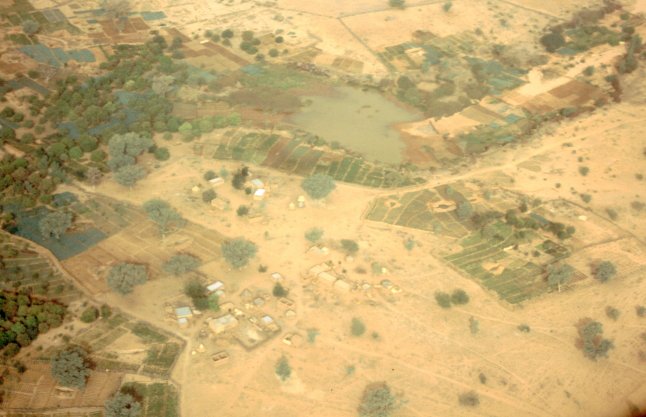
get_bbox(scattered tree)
[605,306,620,321]
[301,174,336,199]
[593,261,616,283]
[80,306,99,323]
[434,291,451,309]
[203,170,217,181]
[114,165,146,187]
[358,382,397,417]
[184,279,209,310]
[202,189,216,203]
[236,205,249,217]
[540,30,565,52]
[351,318,366,336]
[39,211,72,239]
[546,263,574,292]
[163,253,201,276]
[104,392,142,417]
[142,199,184,236]
[107,263,147,294]
[451,289,469,305]
[576,318,613,360]
[221,238,257,269]
[340,239,359,255]
[305,227,324,243]
[272,282,288,298]
[275,355,291,381]
[458,391,480,407]
[51,347,91,389]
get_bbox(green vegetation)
[39,211,72,239]
[143,199,185,236]
[517,324,531,333]
[593,261,616,283]
[351,318,366,336]
[341,239,359,255]
[579,166,589,176]
[51,346,91,389]
[0,291,66,356]
[301,174,336,199]
[221,238,257,269]
[546,263,574,292]
[272,282,288,298]
[104,392,142,417]
[163,253,201,276]
[119,382,179,417]
[450,289,470,305]
[576,318,613,360]
[236,205,249,217]
[605,306,620,321]
[388,0,405,9]
[458,391,480,407]
[80,306,99,323]
[202,189,216,203]
[275,355,291,381]
[305,227,324,243]
[107,263,148,294]
[434,291,451,309]
[469,317,479,335]
[358,382,397,417]
[184,279,209,310]
[114,165,147,188]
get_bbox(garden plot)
[120,382,179,417]
[366,182,591,303]
[1,362,122,410]
[0,232,81,304]
[201,131,424,188]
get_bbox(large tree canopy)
[301,174,336,199]
[104,392,142,417]
[107,263,148,294]
[51,347,91,389]
[142,199,184,235]
[221,238,257,269]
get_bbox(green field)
[121,382,179,417]
[202,131,425,188]
[366,184,580,303]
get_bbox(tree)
[340,239,359,255]
[151,75,175,96]
[142,199,184,236]
[184,279,208,310]
[593,261,616,283]
[51,347,91,389]
[272,282,288,298]
[154,147,170,161]
[202,189,216,203]
[80,306,99,323]
[434,291,451,308]
[39,211,73,239]
[114,165,146,187]
[275,356,291,381]
[85,167,103,186]
[358,382,397,417]
[305,227,324,243]
[540,30,565,52]
[351,318,366,336]
[221,238,257,269]
[163,253,201,276]
[546,263,574,292]
[576,318,614,360]
[108,133,153,160]
[236,205,249,217]
[22,20,40,35]
[104,392,142,417]
[107,263,147,294]
[301,174,336,199]
[458,391,480,407]
[451,289,469,305]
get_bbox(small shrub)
[458,391,480,407]
[389,0,405,8]
[435,291,451,309]
[236,205,249,217]
[307,328,319,343]
[606,208,618,220]
[351,318,366,336]
[605,306,620,321]
[517,324,531,333]
[305,227,324,243]
[203,170,216,181]
[469,317,479,335]
[100,304,112,319]
[636,306,646,317]
[154,147,170,161]
[579,166,589,176]
[202,189,216,203]
[275,356,291,381]
[580,193,592,203]
[593,261,616,283]
[340,239,359,255]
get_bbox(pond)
[290,86,421,164]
